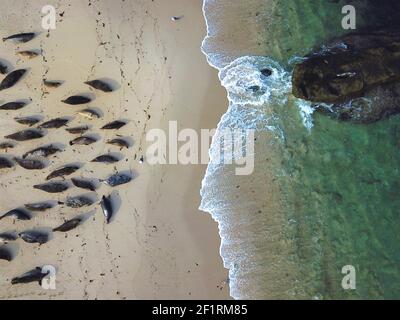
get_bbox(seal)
[100,195,113,224]
[24,201,60,212]
[101,120,127,130]
[71,177,99,191]
[0,101,28,110]
[5,129,45,141]
[53,216,84,232]
[14,157,48,170]
[0,231,18,242]
[69,135,98,146]
[33,181,70,193]
[17,50,40,59]
[0,69,27,90]
[64,194,96,208]
[3,32,36,43]
[62,95,91,105]
[91,153,121,164]
[14,116,41,126]
[22,144,63,158]
[107,137,131,149]
[19,230,51,244]
[65,125,90,134]
[43,79,63,88]
[11,267,50,285]
[0,61,8,74]
[104,172,133,187]
[0,142,15,150]
[0,208,32,221]
[77,108,102,119]
[46,164,81,180]
[0,244,16,261]
[0,156,15,169]
[38,118,70,129]
[84,79,114,92]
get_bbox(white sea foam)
[200,0,314,299]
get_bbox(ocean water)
[200,0,400,299]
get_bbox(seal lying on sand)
[33,181,70,193]
[53,216,86,232]
[0,69,27,90]
[3,32,36,43]
[11,267,50,285]
[100,195,113,224]
[19,230,52,244]
[62,95,91,105]
[5,129,45,141]
[46,164,81,180]
[0,208,32,221]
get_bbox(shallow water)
[200,0,400,299]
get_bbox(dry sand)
[0,0,230,299]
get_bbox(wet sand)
[0,0,230,299]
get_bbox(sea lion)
[46,164,81,180]
[11,267,50,285]
[14,157,48,170]
[0,208,32,221]
[61,95,91,105]
[5,129,44,141]
[69,135,98,146]
[22,144,63,158]
[0,101,28,110]
[0,69,27,90]
[101,120,127,130]
[84,79,114,92]
[33,181,70,193]
[100,195,113,224]
[3,32,36,43]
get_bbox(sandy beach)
[0,0,230,299]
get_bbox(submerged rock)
[292,30,400,123]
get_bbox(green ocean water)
[201,0,400,299]
[275,0,400,299]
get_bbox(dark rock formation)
[292,30,400,123]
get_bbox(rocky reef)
[292,30,400,123]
